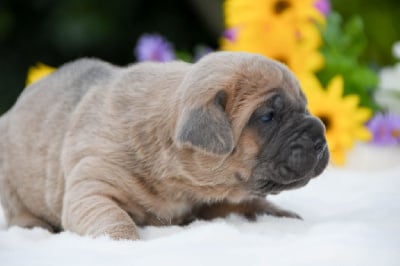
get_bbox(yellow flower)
[221,20,324,75]
[224,0,324,28]
[26,63,55,86]
[300,74,372,165]
[222,0,325,75]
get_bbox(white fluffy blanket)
[1,144,399,266]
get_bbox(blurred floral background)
[1,0,399,165]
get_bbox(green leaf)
[343,16,366,57]
[175,51,193,62]
[349,67,378,92]
[317,11,379,112]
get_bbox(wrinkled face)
[175,51,329,199]
[245,91,329,196]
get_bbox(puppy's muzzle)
[279,116,327,183]
[254,116,329,195]
[274,116,327,180]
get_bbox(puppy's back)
[0,58,118,227]
[0,57,191,231]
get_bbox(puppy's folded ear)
[176,90,234,155]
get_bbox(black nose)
[304,116,325,139]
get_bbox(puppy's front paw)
[194,197,302,221]
[255,198,302,220]
[62,157,141,241]
[102,224,140,241]
[261,205,302,219]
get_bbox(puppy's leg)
[62,157,139,240]
[3,198,55,232]
[0,175,55,231]
[9,212,55,232]
[196,197,301,221]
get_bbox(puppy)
[0,52,329,240]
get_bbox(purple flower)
[223,27,239,42]
[134,34,175,62]
[314,0,331,16]
[367,113,400,145]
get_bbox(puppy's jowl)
[0,52,329,240]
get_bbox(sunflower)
[224,0,324,28]
[222,0,325,75]
[221,20,324,75]
[300,74,372,165]
[26,63,55,86]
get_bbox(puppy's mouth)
[250,145,329,197]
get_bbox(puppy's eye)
[260,112,274,123]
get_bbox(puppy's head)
[175,52,329,197]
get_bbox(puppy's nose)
[305,116,325,141]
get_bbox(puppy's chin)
[251,145,329,196]
[310,145,330,178]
